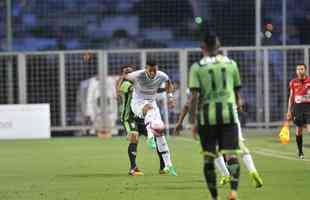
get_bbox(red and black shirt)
[289,76,310,104]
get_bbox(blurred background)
[0,0,310,136]
[1,0,310,51]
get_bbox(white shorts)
[131,98,161,119]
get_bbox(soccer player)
[174,92,263,188]
[118,60,177,176]
[118,65,167,176]
[188,33,242,200]
[287,63,310,159]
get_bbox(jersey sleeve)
[232,61,241,89]
[189,63,200,89]
[119,81,132,93]
[126,70,140,82]
[159,71,169,82]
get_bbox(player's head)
[145,59,158,79]
[296,63,307,79]
[201,32,221,56]
[121,65,134,75]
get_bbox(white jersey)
[127,69,169,101]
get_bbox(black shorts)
[122,118,138,134]
[293,103,310,127]
[135,117,148,137]
[198,123,239,157]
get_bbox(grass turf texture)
[0,130,310,200]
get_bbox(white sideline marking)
[177,137,310,162]
[253,150,310,162]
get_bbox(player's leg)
[296,126,304,159]
[136,117,165,173]
[240,140,263,188]
[155,134,177,176]
[293,104,304,159]
[220,124,240,200]
[198,124,219,200]
[131,99,157,149]
[235,112,263,188]
[215,154,231,186]
[123,120,143,176]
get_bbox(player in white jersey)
[118,59,177,176]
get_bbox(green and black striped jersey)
[119,80,134,122]
[189,55,241,125]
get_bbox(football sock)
[156,136,172,167]
[242,153,257,173]
[155,138,165,170]
[296,135,303,154]
[203,157,218,199]
[227,157,240,191]
[214,155,230,176]
[128,143,137,169]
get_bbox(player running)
[118,60,177,176]
[188,33,242,200]
[174,90,263,188]
[287,63,310,159]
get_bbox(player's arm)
[174,100,190,134]
[287,83,294,121]
[188,89,199,139]
[188,64,200,139]
[232,61,243,111]
[235,87,243,112]
[165,79,176,108]
[117,71,137,94]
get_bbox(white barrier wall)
[0,104,50,139]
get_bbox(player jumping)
[118,60,177,176]
[287,63,310,159]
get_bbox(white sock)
[156,136,172,167]
[214,156,230,176]
[242,153,257,173]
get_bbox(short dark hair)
[146,59,157,67]
[202,32,220,51]
[121,65,134,72]
[296,63,307,68]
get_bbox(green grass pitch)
[0,130,310,200]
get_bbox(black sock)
[128,143,137,169]
[203,157,218,199]
[296,135,303,154]
[227,157,240,191]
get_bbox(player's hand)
[173,121,182,135]
[191,124,198,140]
[286,111,292,121]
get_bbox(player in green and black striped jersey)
[118,65,165,176]
[188,33,242,200]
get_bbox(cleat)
[147,136,156,150]
[129,167,144,176]
[219,175,231,187]
[299,152,304,160]
[164,165,177,176]
[228,191,237,200]
[159,169,168,175]
[250,171,263,188]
